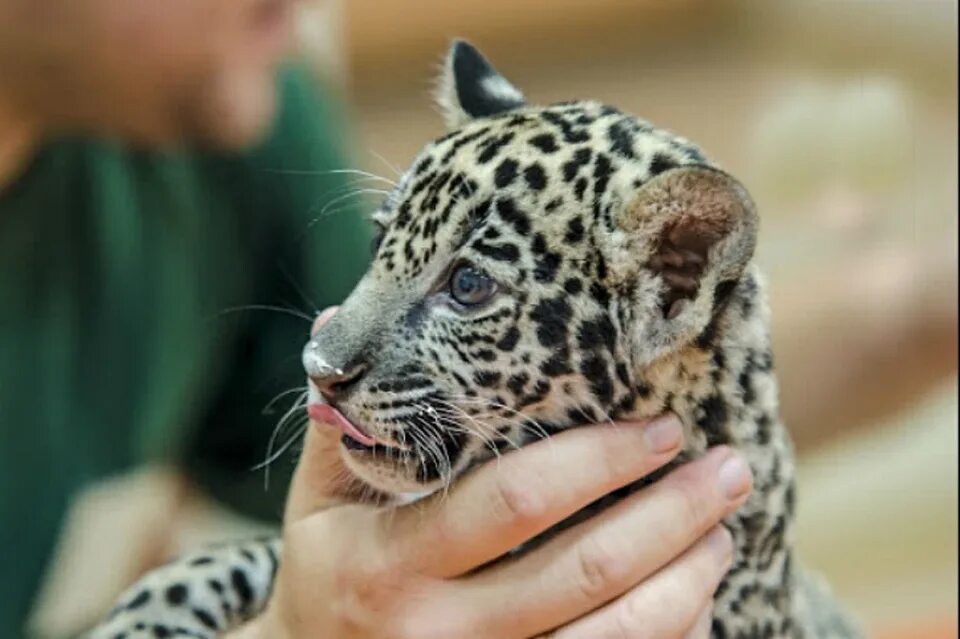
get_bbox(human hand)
[236,308,753,639]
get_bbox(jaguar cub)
[90,41,859,639]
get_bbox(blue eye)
[450,265,497,306]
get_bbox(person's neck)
[0,97,41,191]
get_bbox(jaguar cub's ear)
[434,39,526,130]
[623,166,758,323]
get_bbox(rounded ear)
[621,166,758,321]
[434,39,526,130]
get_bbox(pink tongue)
[308,403,377,447]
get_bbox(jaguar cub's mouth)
[306,401,409,455]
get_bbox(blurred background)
[12,1,957,638]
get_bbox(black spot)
[531,233,547,254]
[738,364,756,404]
[477,132,516,164]
[207,579,224,594]
[592,153,615,227]
[541,351,572,376]
[496,326,521,351]
[562,148,593,182]
[530,297,572,347]
[494,158,519,188]
[126,590,151,610]
[580,354,614,405]
[589,282,611,306]
[483,226,501,240]
[564,217,585,244]
[573,176,588,201]
[528,133,558,153]
[534,252,562,283]
[414,155,433,175]
[152,626,171,638]
[231,568,254,612]
[440,126,492,164]
[648,152,678,176]
[475,349,497,362]
[567,406,598,423]
[564,278,583,294]
[507,372,529,395]
[545,197,564,212]
[164,584,188,606]
[474,370,502,387]
[697,394,729,446]
[523,163,548,191]
[542,110,591,143]
[520,379,552,407]
[696,315,721,349]
[608,119,636,159]
[714,280,739,311]
[496,198,530,235]
[756,413,772,445]
[471,239,520,263]
[576,315,616,353]
[192,608,218,630]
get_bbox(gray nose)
[303,342,367,401]
[309,365,366,401]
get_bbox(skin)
[227,309,754,638]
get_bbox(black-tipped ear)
[624,166,758,321]
[434,40,526,129]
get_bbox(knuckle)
[573,534,624,601]
[615,600,650,639]
[490,467,548,524]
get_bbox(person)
[0,1,752,637]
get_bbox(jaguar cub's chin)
[339,445,447,498]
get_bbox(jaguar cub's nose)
[309,364,367,402]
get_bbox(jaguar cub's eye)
[449,265,498,306]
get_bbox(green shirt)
[0,67,372,636]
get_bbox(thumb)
[284,420,352,522]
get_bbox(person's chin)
[188,68,280,150]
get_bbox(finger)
[683,602,714,639]
[456,447,750,637]
[284,421,355,522]
[391,414,685,577]
[545,526,731,639]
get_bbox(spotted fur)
[89,41,860,639]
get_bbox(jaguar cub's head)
[303,41,758,498]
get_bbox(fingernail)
[643,414,683,453]
[707,525,733,564]
[717,453,753,500]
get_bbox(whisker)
[219,304,314,324]
[368,150,403,178]
[262,386,308,415]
